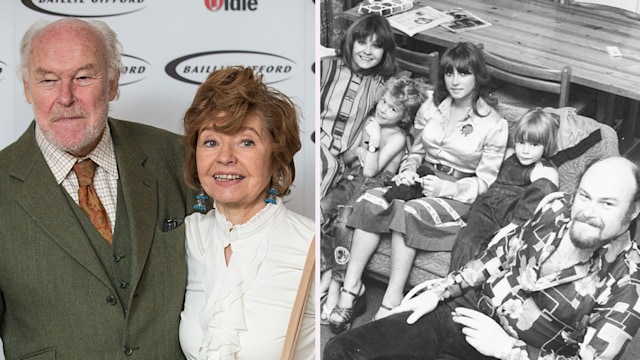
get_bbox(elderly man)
[0,18,193,358]
[325,156,640,359]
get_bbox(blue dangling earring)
[194,189,209,211]
[264,188,279,205]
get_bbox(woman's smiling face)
[196,112,273,222]
[352,35,384,71]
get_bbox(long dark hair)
[336,14,397,77]
[433,42,496,117]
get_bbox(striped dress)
[319,57,387,197]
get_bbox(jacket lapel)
[109,120,158,292]
[10,124,112,287]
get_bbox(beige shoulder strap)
[281,236,315,360]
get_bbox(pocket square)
[163,218,184,232]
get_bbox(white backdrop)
[0,0,315,218]
[0,1,316,357]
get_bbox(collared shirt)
[402,96,508,203]
[436,192,640,359]
[180,201,315,359]
[36,123,119,230]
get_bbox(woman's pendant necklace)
[459,108,473,137]
[447,106,473,136]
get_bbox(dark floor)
[320,147,640,358]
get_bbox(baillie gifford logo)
[120,54,149,86]
[204,0,258,12]
[21,0,146,18]
[165,50,295,85]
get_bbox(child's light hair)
[513,108,560,157]
[384,75,430,133]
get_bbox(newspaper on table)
[440,8,492,33]
[387,5,454,37]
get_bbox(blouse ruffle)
[193,203,282,359]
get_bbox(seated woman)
[328,42,509,333]
[178,67,315,359]
[320,13,397,198]
[319,13,397,304]
[449,108,561,271]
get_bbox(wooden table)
[344,0,640,153]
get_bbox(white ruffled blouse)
[179,200,315,360]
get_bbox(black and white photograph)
[319,0,640,359]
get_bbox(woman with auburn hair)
[179,66,314,359]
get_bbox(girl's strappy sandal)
[372,303,394,322]
[328,283,367,334]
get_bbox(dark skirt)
[346,187,471,252]
[320,166,394,272]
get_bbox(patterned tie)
[74,159,113,245]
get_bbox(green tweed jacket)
[0,118,193,359]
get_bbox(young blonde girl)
[320,75,429,324]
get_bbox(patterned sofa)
[362,107,620,287]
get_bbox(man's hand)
[382,290,439,324]
[452,307,516,359]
